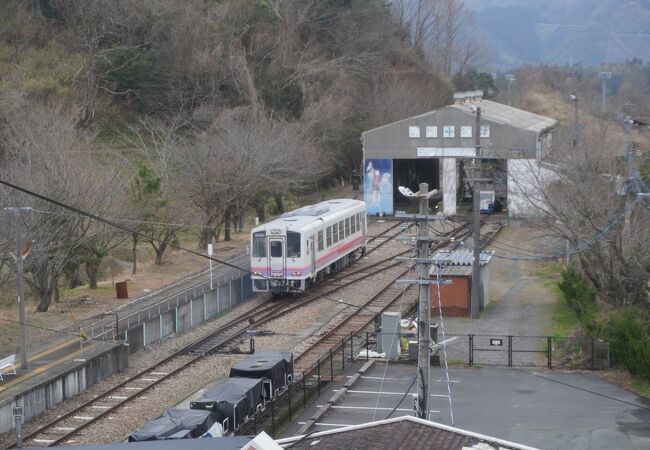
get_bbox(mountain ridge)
[463,0,650,67]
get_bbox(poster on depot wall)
[364,158,393,216]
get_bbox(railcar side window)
[345,218,350,237]
[253,232,266,257]
[318,230,324,251]
[270,240,283,257]
[333,223,339,244]
[338,221,344,241]
[327,226,332,246]
[351,215,356,234]
[287,232,301,258]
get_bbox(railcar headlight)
[292,271,302,276]
[253,271,262,276]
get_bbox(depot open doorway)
[392,158,439,207]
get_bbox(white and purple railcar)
[250,199,367,293]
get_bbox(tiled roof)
[277,416,538,450]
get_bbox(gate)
[440,334,609,369]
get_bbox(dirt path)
[440,220,560,365]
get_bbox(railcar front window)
[270,240,283,257]
[253,232,266,257]
[287,232,301,258]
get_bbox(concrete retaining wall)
[121,274,254,353]
[0,343,128,433]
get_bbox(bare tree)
[0,103,122,311]
[391,0,481,77]
[122,116,189,267]
[177,108,330,246]
[508,124,650,309]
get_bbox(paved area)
[0,340,120,404]
[284,362,650,450]
[428,220,559,365]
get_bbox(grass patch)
[537,262,581,339]
[551,294,580,339]
[630,378,650,398]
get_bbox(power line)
[0,178,258,277]
[433,264,455,426]
[455,197,642,262]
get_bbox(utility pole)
[571,94,579,149]
[623,116,634,241]
[395,184,445,420]
[505,74,516,106]
[598,72,612,114]
[6,207,30,370]
[471,107,482,319]
[416,183,431,419]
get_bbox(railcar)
[250,199,367,294]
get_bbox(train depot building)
[361,91,557,217]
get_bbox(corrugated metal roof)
[430,250,493,267]
[450,99,557,134]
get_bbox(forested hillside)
[0,0,478,312]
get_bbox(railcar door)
[310,237,316,275]
[268,238,285,278]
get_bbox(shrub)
[558,265,599,334]
[603,309,650,381]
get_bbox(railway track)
[10,220,414,447]
[13,217,478,447]
[293,218,497,371]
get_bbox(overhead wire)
[433,263,455,426]
[0,178,262,278]
[371,232,417,421]
[453,196,641,262]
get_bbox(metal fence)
[441,333,609,370]
[237,330,369,437]
[235,331,608,438]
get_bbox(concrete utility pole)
[416,183,432,419]
[395,184,444,420]
[598,72,612,114]
[571,94,579,149]
[6,207,30,370]
[471,107,482,320]
[505,74,516,106]
[623,116,634,240]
